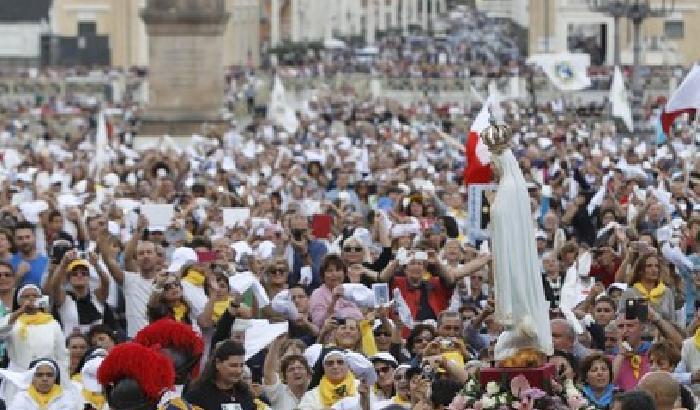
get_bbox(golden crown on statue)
[480,122,512,154]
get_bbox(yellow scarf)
[359,319,378,357]
[630,354,642,379]
[693,327,700,350]
[82,388,106,410]
[28,384,62,409]
[633,282,666,304]
[182,269,205,287]
[17,312,54,340]
[212,297,232,322]
[319,373,357,407]
[172,302,188,322]
[392,395,409,405]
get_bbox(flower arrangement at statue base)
[448,374,595,410]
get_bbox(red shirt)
[390,276,452,320]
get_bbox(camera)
[625,298,648,322]
[291,228,304,241]
[34,295,49,310]
[50,240,73,264]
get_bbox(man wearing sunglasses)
[46,249,110,335]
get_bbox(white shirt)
[58,292,104,336]
[262,373,302,410]
[10,388,82,410]
[123,271,153,337]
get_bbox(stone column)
[378,0,386,31]
[421,0,428,31]
[270,0,280,47]
[391,0,399,29]
[366,0,376,45]
[290,0,300,42]
[401,0,409,34]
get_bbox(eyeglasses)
[414,337,431,344]
[270,269,287,275]
[374,332,391,338]
[343,247,363,253]
[325,359,346,367]
[375,366,392,374]
[164,283,181,290]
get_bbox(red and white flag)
[463,96,495,185]
[661,64,700,134]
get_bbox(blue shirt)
[10,252,49,287]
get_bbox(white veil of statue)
[490,148,553,360]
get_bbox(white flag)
[610,66,634,132]
[267,76,299,134]
[90,111,108,178]
[666,64,700,112]
[527,52,591,91]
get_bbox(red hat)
[98,342,175,409]
[133,318,205,383]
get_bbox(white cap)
[369,352,398,367]
[167,247,198,273]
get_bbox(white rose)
[566,389,581,399]
[499,394,509,404]
[481,396,497,409]
[485,381,500,396]
[467,379,476,390]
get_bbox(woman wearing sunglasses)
[46,250,109,336]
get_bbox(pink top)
[613,344,651,391]
[309,285,364,328]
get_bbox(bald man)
[637,371,679,410]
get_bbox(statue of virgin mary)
[484,124,553,362]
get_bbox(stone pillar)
[366,0,376,45]
[378,0,386,31]
[291,0,300,42]
[391,0,399,29]
[139,0,229,136]
[401,0,409,34]
[421,0,428,31]
[270,0,280,47]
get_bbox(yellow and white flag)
[527,52,591,91]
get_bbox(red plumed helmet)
[133,318,205,382]
[97,342,175,404]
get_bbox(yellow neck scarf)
[212,297,232,322]
[392,395,409,405]
[633,282,666,304]
[17,312,54,340]
[171,302,188,322]
[693,327,700,350]
[319,373,357,407]
[630,354,642,379]
[182,269,206,287]
[82,388,106,410]
[28,384,62,409]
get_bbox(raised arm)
[96,234,125,285]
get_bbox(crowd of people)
[0,4,699,410]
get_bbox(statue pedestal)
[480,364,555,389]
[139,4,229,137]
